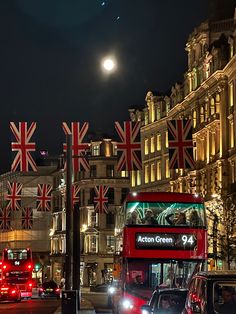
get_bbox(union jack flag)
[36,184,52,211]
[94,186,109,214]
[63,122,90,173]
[22,207,33,229]
[167,119,195,169]
[115,121,142,171]
[6,181,22,211]
[10,122,37,172]
[0,208,11,230]
[72,184,80,206]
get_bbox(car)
[0,283,21,303]
[39,280,60,299]
[141,288,188,314]
[183,270,236,314]
[90,283,110,293]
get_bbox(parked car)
[0,283,21,303]
[141,288,188,314]
[183,270,236,314]
[39,280,60,299]
[90,283,110,293]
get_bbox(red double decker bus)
[113,192,207,314]
[1,248,33,298]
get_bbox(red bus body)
[113,192,207,314]
[1,248,33,298]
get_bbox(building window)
[229,82,234,107]
[193,110,197,128]
[136,170,141,186]
[157,161,161,180]
[165,159,170,178]
[210,98,215,115]
[131,171,135,187]
[92,145,100,156]
[113,144,117,156]
[145,165,149,183]
[121,170,129,177]
[156,106,161,120]
[151,163,155,182]
[106,235,115,254]
[88,209,98,227]
[106,213,115,226]
[157,134,161,151]
[90,165,96,178]
[230,121,235,148]
[165,131,169,148]
[150,136,155,153]
[86,234,98,253]
[106,165,114,177]
[144,138,149,155]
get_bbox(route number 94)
[181,235,195,246]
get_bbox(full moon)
[102,58,116,72]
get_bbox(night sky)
[0,0,208,173]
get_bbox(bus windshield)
[125,201,205,227]
[6,250,28,260]
[126,259,202,290]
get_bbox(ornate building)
[50,137,130,286]
[130,9,236,269]
[0,154,63,284]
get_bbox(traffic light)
[34,263,41,272]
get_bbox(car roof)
[154,288,188,294]
[194,271,236,279]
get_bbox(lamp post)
[65,134,73,290]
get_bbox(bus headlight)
[108,286,116,294]
[122,299,134,310]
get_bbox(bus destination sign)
[135,233,197,250]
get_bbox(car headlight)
[122,299,134,310]
[141,310,149,314]
[108,286,116,294]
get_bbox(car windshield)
[157,293,186,313]
[42,281,58,288]
[213,281,236,313]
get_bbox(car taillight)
[2,264,7,270]
[28,283,33,287]
[55,288,60,292]
[39,288,43,292]
[11,290,16,294]
[27,263,33,270]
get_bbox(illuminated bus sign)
[135,233,197,250]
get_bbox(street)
[0,299,60,314]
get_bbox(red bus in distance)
[112,192,207,314]
[1,248,33,298]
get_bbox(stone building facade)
[50,138,130,286]
[0,155,63,284]
[130,10,236,269]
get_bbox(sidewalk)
[54,297,95,314]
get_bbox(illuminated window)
[151,163,155,182]
[149,103,155,123]
[157,134,161,151]
[145,165,149,183]
[136,170,141,186]
[131,171,136,187]
[151,136,155,153]
[145,138,149,155]
[165,159,170,178]
[92,145,100,156]
[210,98,215,115]
[156,161,161,180]
[193,110,196,128]
[230,121,235,148]
[200,106,204,123]
[121,170,129,177]
[165,131,169,148]
[229,82,234,107]
[85,235,98,253]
